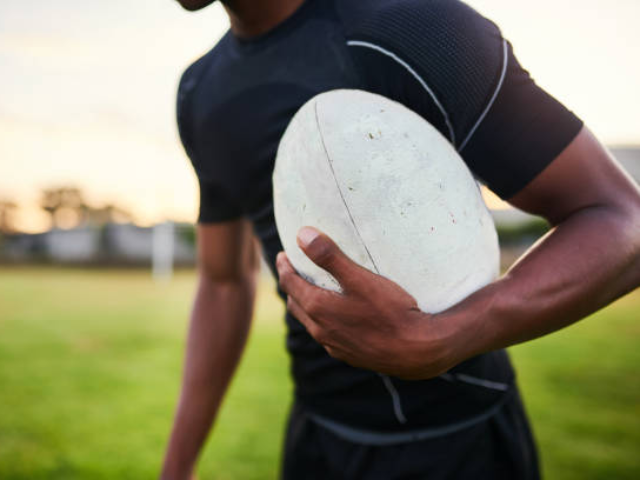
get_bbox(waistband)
[303,384,514,446]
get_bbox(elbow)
[628,198,640,282]
[608,189,640,289]
[618,187,640,255]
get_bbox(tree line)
[0,187,133,234]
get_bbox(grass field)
[0,268,638,479]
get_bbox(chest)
[189,23,361,215]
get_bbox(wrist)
[398,310,458,380]
[416,283,504,376]
[420,311,461,376]
[433,280,506,367]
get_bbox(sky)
[1,0,639,232]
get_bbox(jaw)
[177,0,218,11]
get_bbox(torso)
[176,0,581,435]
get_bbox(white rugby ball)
[273,89,499,313]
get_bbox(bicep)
[507,127,640,225]
[195,173,253,281]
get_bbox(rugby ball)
[273,89,499,313]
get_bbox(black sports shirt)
[177,0,583,439]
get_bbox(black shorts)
[280,389,540,480]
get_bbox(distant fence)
[1,214,549,272]
[0,222,196,267]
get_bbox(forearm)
[439,203,640,365]
[161,274,256,479]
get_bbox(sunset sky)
[1,0,639,232]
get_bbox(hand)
[276,227,454,380]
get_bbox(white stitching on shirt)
[347,40,456,145]
[440,372,510,391]
[458,39,509,152]
[379,373,408,424]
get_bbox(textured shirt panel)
[345,0,504,146]
[462,41,583,198]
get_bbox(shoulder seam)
[347,39,456,145]
[458,39,509,152]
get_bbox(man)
[161,0,640,478]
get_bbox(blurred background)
[0,0,638,479]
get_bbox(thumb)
[297,227,359,288]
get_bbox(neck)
[223,0,306,39]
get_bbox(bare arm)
[275,127,640,379]
[440,127,640,362]
[160,220,259,479]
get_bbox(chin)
[177,0,218,11]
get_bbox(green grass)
[0,268,637,479]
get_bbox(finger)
[276,251,306,296]
[296,227,364,290]
[276,251,337,317]
[324,345,347,362]
[287,296,325,342]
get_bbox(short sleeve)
[346,0,583,200]
[197,177,243,223]
[460,41,583,199]
[177,62,243,224]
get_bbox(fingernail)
[297,227,319,248]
